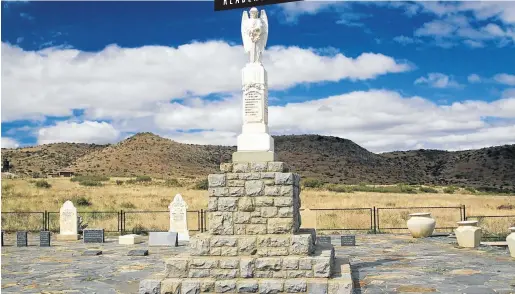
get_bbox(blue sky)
[1,1,514,152]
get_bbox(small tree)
[35,180,52,189]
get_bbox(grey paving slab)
[339,234,515,294]
[2,233,514,293]
[1,233,188,293]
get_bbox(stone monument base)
[139,241,352,293]
[56,234,80,241]
[232,151,275,163]
[140,256,352,293]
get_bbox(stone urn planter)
[407,213,436,238]
[455,220,482,248]
[507,227,515,258]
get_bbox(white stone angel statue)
[241,7,268,64]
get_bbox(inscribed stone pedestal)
[57,200,79,241]
[168,194,189,241]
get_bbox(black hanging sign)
[214,0,303,11]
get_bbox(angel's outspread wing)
[241,11,251,52]
[259,10,268,50]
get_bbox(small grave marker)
[82,250,102,256]
[128,249,149,256]
[83,229,105,243]
[317,236,331,244]
[40,231,51,247]
[169,194,190,241]
[340,235,356,246]
[16,231,28,247]
[149,232,178,247]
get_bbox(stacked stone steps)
[165,242,335,280]
[189,231,316,257]
[143,257,351,293]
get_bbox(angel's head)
[249,7,259,18]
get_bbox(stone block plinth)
[207,162,301,237]
[139,162,353,294]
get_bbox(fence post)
[43,211,46,231]
[376,208,380,233]
[200,209,204,233]
[373,207,376,234]
[120,210,124,234]
[463,205,466,221]
[204,210,207,233]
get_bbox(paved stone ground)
[345,234,515,294]
[1,233,188,293]
[1,233,514,293]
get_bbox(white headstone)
[237,7,274,154]
[168,194,189,241]
[59,200,78,236]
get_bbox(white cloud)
[393,35,420,45]
[467,74,481,83]
[392,2,515,48]
[1,42,412,122]
[278,1,342,22]
[26,90,515,153]
[502,88,515,99]
[37,121,121,145]
[463,39,484,48]
[152,90,515,153]
[494,73,515,86]
[335,12,370,27]
[1,137,20,149]
[414,73,462,89]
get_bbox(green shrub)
[73,196,92,207]
[165,178,182,187]
[326,184,350,193]
[419,186,438,193]
[1,183,14,193]
[443,186,457,194]
[302,178,325,188]
[131,224,147,235]
[120,201,136,209]
[345,184,417,194]
[35,180,52,188]
[71,175,110,182]
[193,179,209,190]
[464,187,476,193]
[78,180,104,187]
[135,175,152,182]
[397,184,417,194]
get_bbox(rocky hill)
[2,133,514,189]
[1,143,105,177]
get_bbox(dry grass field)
[2,177,514,237]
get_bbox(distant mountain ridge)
[2,132,514,189]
